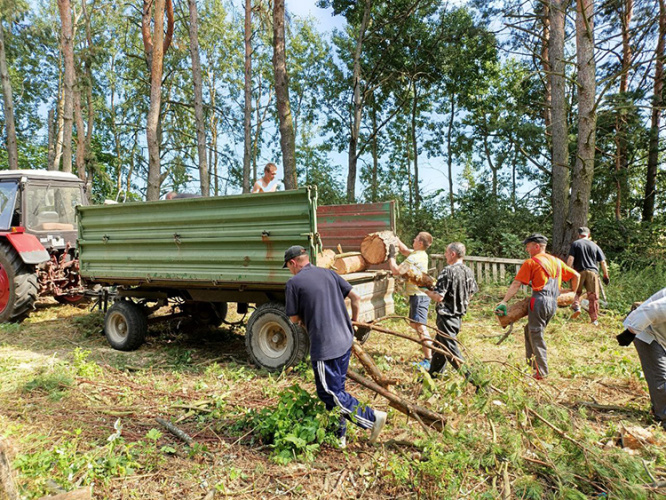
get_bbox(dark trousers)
[429,314,464,375]
[312,348,376,438]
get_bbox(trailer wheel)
[184,302,228,327]
[245,302,309,371]
[0,242,38,322]
[104,301,147,351]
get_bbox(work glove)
[603,276,610,285]
[495,302,508,317]
[388,244,396,260]
[616,329,635,347]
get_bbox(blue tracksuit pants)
[312,347,376,438]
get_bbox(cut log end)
[360,231,400,264]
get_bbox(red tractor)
[0,170,89,322]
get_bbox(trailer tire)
[245,302,309,371]
[104,301,148,351]
[185,302,228,327]
[0,242,38,322]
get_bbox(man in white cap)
[283,245,387,448]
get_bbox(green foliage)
[72,311,104,338]
[236,384,337,464]
[71,348,103,378]
[23,368,73,401]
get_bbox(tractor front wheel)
[0,242,39,322]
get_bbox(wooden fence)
[430,254,524,285]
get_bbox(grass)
[0,290,665,498]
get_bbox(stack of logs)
[317,230,434,289]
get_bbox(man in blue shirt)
[284,245,387,448]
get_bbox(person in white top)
[618,287,666,429]
[251,163,278,193]
[388,232,434,370]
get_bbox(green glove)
[495,303,508,316]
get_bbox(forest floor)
[1,288,665,499]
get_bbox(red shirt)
[515,253,577,292]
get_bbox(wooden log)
[497,291,578,328]
[347,369,446,431]
[351,341,398,389]
[316,249,336,270]
[360,231,400,264]
[334,254,367,275]
[397,261,435,290]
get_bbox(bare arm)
[397,239,411,257]
[600,260,609,278]
[251,182,260,193]
[566,255,574,268]
[569,271,580,293]
[388,256,401,275]
[500,280,523,304]
[348,289,361,322]
[424,289,443,303]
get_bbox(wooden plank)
[465,256,524,264]
[476,261,483,283]
[500,263,505,281]
[492,263,498,282]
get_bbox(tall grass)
[606,260,666,313]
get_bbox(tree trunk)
[143,0,174,201]
[567,0,596,246]
[208,73,219,196]
[242,0,252,193]
[273,0,297,190]
[346,0,372,202]
[82,0,94,198]
[188,0,209,197]
[541,4,551,137]
[614,0,633,220]
[57,0,75,173]
[47,108,56,170]
[411,81,421,211]
[371,95,378,202]
[74,87,86,181]
[549,0,570,256]
[53,78,65,170]
[0,22,18,170]
[446,97,456,216]
[643,0,665,222]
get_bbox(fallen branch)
[496,323,514,345]
[353,320,464,366]
[351,341,398,389]
[36,487,92,500]
[347,369,446,432]
[156,417,194,445]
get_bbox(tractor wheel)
[0,242,39,322]
[245,302,309,372]
[104,301,148,351]
[54,293,86,306]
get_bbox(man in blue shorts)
[284,245,387,448]
[389,232,433,369]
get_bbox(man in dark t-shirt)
[567,226,610,325]
[423,242,478,381]
[284,245,387,448]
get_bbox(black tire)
[104,301,148,351]
[184,302,228,327]
[0,242,39,322]
[245,302,309,371]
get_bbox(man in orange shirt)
[495,234,579,379]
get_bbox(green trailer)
[77,187,395,371]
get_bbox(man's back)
[568,239,605,273]
[435,262,478,317]
[285,265,353,361]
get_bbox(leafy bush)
[236,384,337,464]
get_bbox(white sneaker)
[369,410,387,443]
[337,435,346,449]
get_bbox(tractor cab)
[0,170,87,250]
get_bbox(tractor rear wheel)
[0,242,39,322]
[245,302,309,371]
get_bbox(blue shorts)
[409,295,430,324]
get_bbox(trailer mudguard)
[1,232,50,264]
